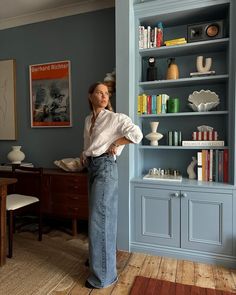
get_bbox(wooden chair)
[6,166,43,258]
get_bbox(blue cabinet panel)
[134,187,180,247]
[181,191,233,255]
[132,185,233,256]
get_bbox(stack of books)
[164,38,187,46]
[0,162,34,170]
[197,149,228,183]
[137,93,169,114]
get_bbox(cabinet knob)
[181,193,187,198]
[172,192,179,197]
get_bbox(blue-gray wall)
[0,8,115,167]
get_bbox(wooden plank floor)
[67,251,236,295]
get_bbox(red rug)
[130,276,236,295]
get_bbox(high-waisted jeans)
[87,153,118,288]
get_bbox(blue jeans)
[87,154,118,288]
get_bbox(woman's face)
[89,84,109,110]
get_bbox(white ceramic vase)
[145,122,163,146]
[7,146,25,164]
[196,56,212,73]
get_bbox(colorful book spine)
[209,149,213,182]
[214,149,219,182]
[137,95,143,115]
[138,26,145,49]
[147,95,152,114]
[157,95,162,114]
[202,150,207,181]
[147,26,151,48]
[151,95,157,114]
[223,149,229,183]
[197,151,202,181]
[142,94,147,114]
[206,150,209,181]
[161,94,169,113]
[218,151,224,182]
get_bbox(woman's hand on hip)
[107,143,119,155]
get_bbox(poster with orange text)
[29,61,72,127]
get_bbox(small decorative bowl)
[188,90,219,105]
[188,89,220,112]
[188,101,220,112]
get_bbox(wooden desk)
[0,178,17,266]
[0,168,88,236]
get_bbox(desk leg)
[72,217,77,236]
[0,185,7,266]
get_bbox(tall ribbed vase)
[145,122,163,146]
[7,146,25,164]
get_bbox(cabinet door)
[181,191,233,255]
[133,187,180,247]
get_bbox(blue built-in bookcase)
[116,0,236,268]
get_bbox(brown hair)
[88,82,113,111]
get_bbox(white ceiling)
[0,0,114,30]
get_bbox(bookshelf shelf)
[140,111,228,118]
[139,38,229,58]
[139,75,229,89]
[139,145,228,150]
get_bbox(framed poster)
[0,59,17,140]
[29,60,72,127]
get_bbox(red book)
[147,95,152,114]
[218,151,224,182]
[223,149,229,183]
[206,150,209,181]
[209,149,213,181]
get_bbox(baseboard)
[131,242,236,269]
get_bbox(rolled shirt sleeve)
[117,113,143,144]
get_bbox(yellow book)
[165,40,187,46]
[137,95,143,115]
[142,94,147,114]
[156,94,162,114]
[165,37,186,43]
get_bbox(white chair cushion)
[6,194,39,211]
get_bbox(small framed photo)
[29,60,72,127]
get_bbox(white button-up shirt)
[83,109,143,157]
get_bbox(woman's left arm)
[107,115,143,155]
[107,136,132,155]
[117,114,143,144]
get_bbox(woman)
[81,82,143,289]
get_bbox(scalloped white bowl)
[54,158,83,172]
[188,90,219,105]
[188,101,220,112]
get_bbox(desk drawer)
[50,202,88,219]
[50,175,88,193]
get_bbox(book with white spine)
[182,140,224,146]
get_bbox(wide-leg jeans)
[87,154,118,288]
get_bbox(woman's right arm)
[80,116,90,166]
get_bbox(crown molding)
[0,0,115,30]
